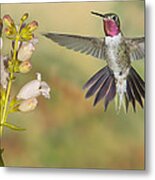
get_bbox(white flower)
[0,55,9,89]
[18,38,38,61]
[17,73,51,100]
[18,98,38,112]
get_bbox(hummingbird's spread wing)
[125,37,145,61]
[43,33,105,59]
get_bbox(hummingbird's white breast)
[105,32,122,46]
[105,33,122,72]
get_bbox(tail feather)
[124,93,129,112]
[83,66,145,112]
[126,78,136,112]
[84,66,116,108]
[131,68,145,98]
[129,75,143,108]
[93,76,114,106]
[104,78,116,111]
[126,67,145,112]
[83,66,109,89]
[131,67,145,88]
[85,71,109,98]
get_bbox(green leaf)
[3,122,26,131]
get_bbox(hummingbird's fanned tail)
[83,66,145,112]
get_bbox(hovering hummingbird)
[43,11,145,112]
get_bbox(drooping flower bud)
[18,98,38,112]
[3,15,15,28]
[20,13,29,22]
[26,21,38,33]
[16,73,51,100]
[19,60,32,73]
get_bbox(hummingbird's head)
[91,11,121,37]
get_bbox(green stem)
[0,37,19,137]
[0,37,19,167]
[0,148,4,167]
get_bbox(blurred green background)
[1,1,144,169]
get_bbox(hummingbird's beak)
[91,11,105,18]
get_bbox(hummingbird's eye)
[112,15,117,21]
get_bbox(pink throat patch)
[104,19,120,37]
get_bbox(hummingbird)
[43,11,145,112]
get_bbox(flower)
[20,13,29,22]
[19,60,32,73]
[17,38,38,61]
[26,21,38,33]
[20,20,39,41]
[18,98,38,112]
[17,73,50,112]
[16,73,51,100]
[3,15,17,39]
[3,15,15,28]
[0,55,9,89]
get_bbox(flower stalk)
[0,38,19,137]
[0,13,51,167]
